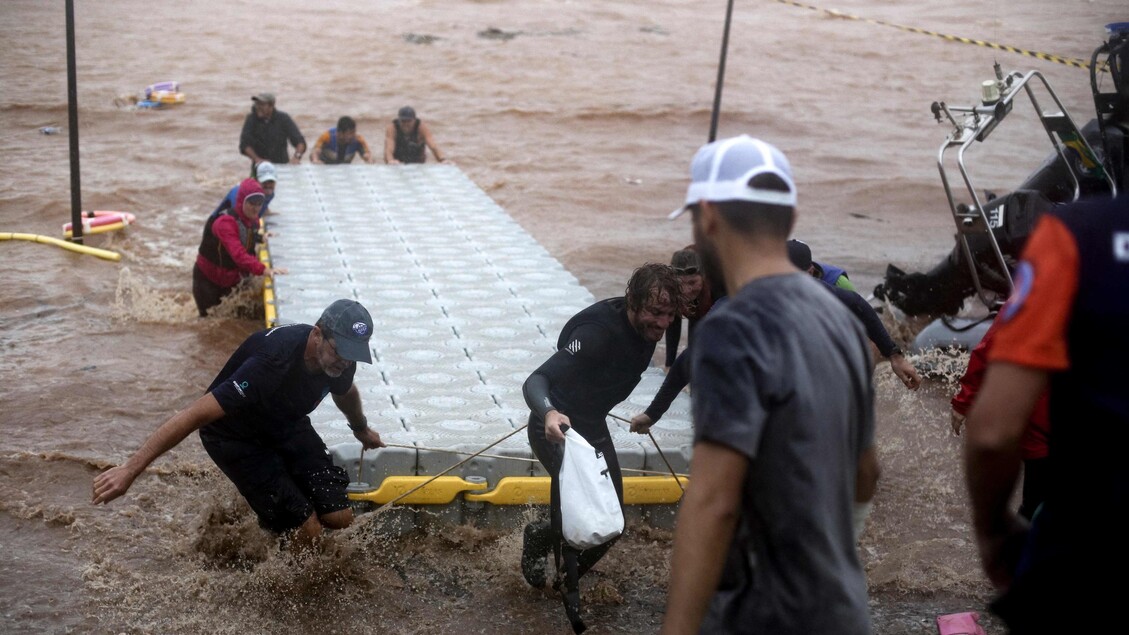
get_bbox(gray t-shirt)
[690,273,874,634]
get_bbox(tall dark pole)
[65,0,83,243]
[708,0,737,143]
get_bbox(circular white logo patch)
[352,321,368,336]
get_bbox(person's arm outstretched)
[827,283,920,390]
[965,362,1045,588]
[419,122,447,162]
[383,123,399,164]
[310,131,328,164]
[282,113,306,163]
[332,384,384,449]
[358,135,375,164]
[92,393,225,504]
[212,216,269,276]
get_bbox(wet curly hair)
[624,262,683,315]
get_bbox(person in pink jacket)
[191,178,286,316]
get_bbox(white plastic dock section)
[266,164,692,523]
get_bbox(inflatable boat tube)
[62,211,136,237]
[911,315,994,353]
[144,81,180,97]
[149,90,186,105]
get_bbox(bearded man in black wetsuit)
[520,263,681,632]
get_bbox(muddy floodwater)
[2,0,1122,632]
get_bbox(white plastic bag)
[559,428,624,550]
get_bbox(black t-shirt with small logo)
[204,323,355,444]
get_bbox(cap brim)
[334,337,372,364]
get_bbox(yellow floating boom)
[0,232,121,262]
[348,475,689,506]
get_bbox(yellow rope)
[773,0,1105,71]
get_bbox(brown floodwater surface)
[1,0,1122,632]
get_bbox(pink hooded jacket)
[195,178,267,288]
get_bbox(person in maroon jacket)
[951,314,1050,520]
[191,178,286,316]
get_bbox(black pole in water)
[708,0,737,143]
[65,0,83,244]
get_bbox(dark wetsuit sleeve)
[523,373,554,420]
[828,284,899,358]
[645,348,690,422]
[523,322,613,420]
[664,315,682,367]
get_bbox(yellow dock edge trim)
[259,228,276,328]
[464,477,550,505]
[622,476,688,504]
[1,232,121,262]
[348,475,689,506]
[348,476,489,505]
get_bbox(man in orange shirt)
[965,195,1128,633]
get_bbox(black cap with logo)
[318,299,374,364]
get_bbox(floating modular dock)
[263,164,692,529]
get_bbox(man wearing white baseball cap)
[211,160,279,219]
[662,135,878,634]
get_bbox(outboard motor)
[1091,22,1129,193]
[877,25,1127,324]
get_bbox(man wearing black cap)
[93,300,385,547]
[786,238,857,291]
[239,92,307,165]
[785,239,922,391]
[383,105,447,164]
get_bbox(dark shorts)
[192,263,233,317]
[201,424,350,533]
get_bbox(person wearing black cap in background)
[632,237,921,441]
[93,300,385,548]
[384,105,448,164]
[239,92,307,165]
[787,237,857,291]
[787,238,922,391]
